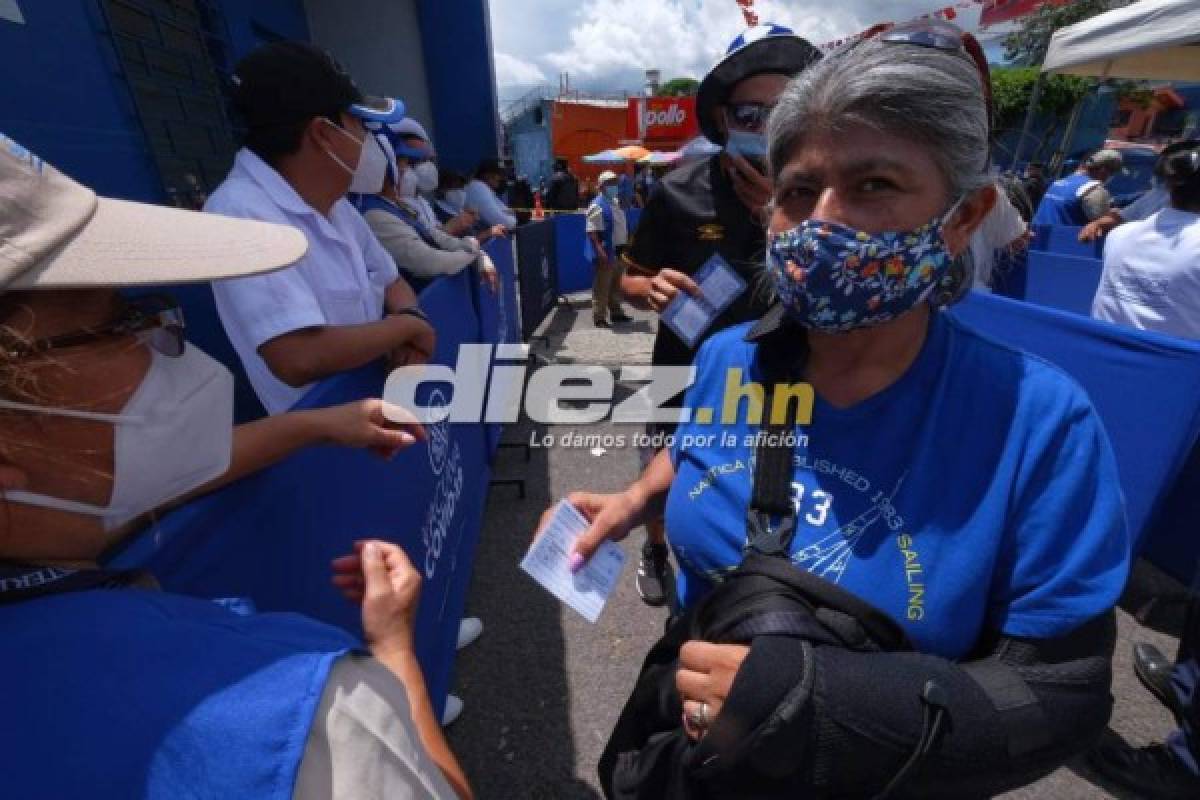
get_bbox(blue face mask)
[603,185,619,201]
[725,129,767,161]
[767,204,962,333]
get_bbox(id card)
[661,254,747,349]
[521,500,626,623]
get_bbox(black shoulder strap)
[745,315,808,558]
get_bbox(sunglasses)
[724,102,775,133]
[6,294,186,359]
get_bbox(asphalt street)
[446,300,1184,800]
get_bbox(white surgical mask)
[323,120,388,195]
[415,161,439,193]
[0,346,234,531]
[398,167,420,198]
[444,189,466,211]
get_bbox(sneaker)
[636,542,673,607]
[441,694,464,727]
[456,617,483,651]
[1088,740,1200,799]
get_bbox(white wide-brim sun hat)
[0,133,307,290]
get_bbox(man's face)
[313,112,367,192]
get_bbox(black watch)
[386,306,430,325]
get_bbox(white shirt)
[585,198,628,247]
[1093,207,1200,339]
[464,179,517,229]
[205,149,399,414]
[294,654,456,800]
[1117,184,1170,223]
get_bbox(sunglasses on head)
[6,294,186,360]
[841,20,994,162]
[724,102,775,133]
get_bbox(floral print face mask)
[767,204,961,332]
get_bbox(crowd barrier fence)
[951,291,1200,579]
[515,220,559,340]
[108,267,498,715]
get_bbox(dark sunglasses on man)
[4,294,186,359]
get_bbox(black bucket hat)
[696,24,821,145]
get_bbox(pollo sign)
[627,97,698,143]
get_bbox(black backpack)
[598,320,915,799]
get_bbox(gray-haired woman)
[543,21,1129,798]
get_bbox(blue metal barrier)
[107,268,493,715]
[554,213,592,294]
[478,238,520,457]
[1023,251,1104,316]
[1030,224,1104,259]
[552,209,644,294]
[951,291,1200,574]
[517,220,559,339]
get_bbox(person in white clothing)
[464,159,517,231]
[351,121,499,293]
[204,42,435,414]
[1092,143,1200,339]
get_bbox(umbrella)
[583,149,627,165]
[613,144,651,161]
[638,150,681,165]
[679,136,722,160]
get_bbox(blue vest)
[0,589,356,799]
[583,193,615,262]
[350,193,436,291]
[1032,173,1093,226]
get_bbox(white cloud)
[490,0,989,93]
[494,50,550,87]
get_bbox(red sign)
[980,0,1068,27]
[626,97,699,143]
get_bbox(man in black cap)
[205,41,435,415]
[545,157,581,212]
[619,24,820,607]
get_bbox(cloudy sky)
[488,0,1006,108]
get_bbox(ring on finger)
[684,700,710,731]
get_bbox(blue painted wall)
[417,0,499,174]
[0,0,496,199]
[215,0,310,67]
[0,0,161,200]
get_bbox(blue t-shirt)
[666,310,1130,659]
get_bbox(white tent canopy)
[1043,0,1200,81]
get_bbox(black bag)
[598,320,913,800]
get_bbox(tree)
[656,77,699,97]
[1003,0,1130,66]
[992,66,1092,131]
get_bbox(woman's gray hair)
[767,37,992,198]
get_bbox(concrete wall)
[303,0,434,139]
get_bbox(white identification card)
[520,500,625,623]
[661,253,748,349]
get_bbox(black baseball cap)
[231,41,405,129]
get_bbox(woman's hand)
[534,488,647,568]
[478,254,500,293]
[310,398,426,460]
[332,540,422,657]
[647,269,702,313]
[676,641,751,740]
